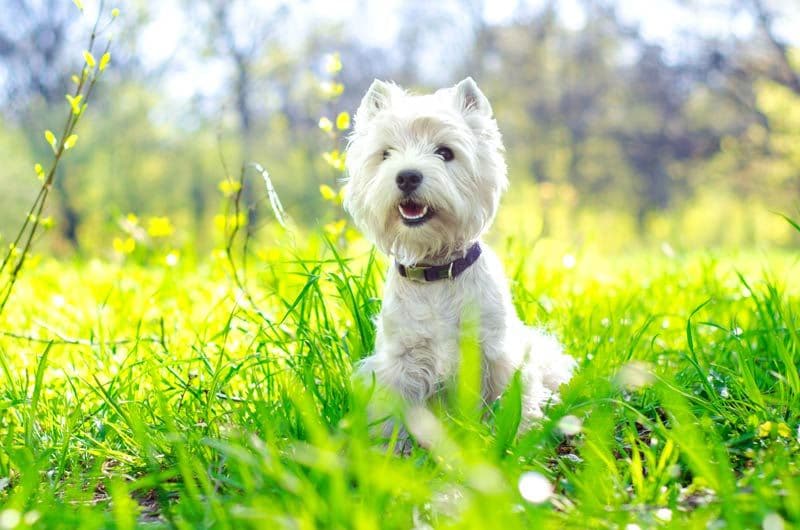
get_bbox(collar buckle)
[404,265,427,281]
[396,242,481,283]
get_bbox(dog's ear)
[356,79,394,124]
[454,77,492,117]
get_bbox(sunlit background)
[1,0,799,259]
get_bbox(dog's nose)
[396,170,422,194]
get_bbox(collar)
[396,243,482,282]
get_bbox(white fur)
[344,78,575,442]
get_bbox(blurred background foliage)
[0,0,798,259]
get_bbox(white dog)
[343,77,574,445]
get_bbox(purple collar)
[396,243,482,282]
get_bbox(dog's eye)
[382,150,390,160]
[435,146,454,162]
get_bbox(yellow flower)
[324,52,342,74]
[213,214,246,231]
[758,421,773,438]
[125,213,139,226]
[324,219,347,237]
[34,163,45,182]
[777,422,791,438]
[72,0,84,11]
[336,111,350,130]
[111,8,120,17]
[63,134,78,150]
[44,130,57,151]
[218,179,241,196]
[113,237,135,254]
[146,216,174,238]
[319,184,337,201]
[318,117,333,133]
[66,94,83,114]
[320,81,344,99]
[99,52,111,72]
[322,150,346,171]
[256,248,282,262]
[83,50,96,69]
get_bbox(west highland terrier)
[343,77,574,448]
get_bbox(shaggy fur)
[343,77,574,443]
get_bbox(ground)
[0,237,798,529]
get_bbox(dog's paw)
[393,435,415,457]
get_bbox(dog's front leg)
[355,349,438,455]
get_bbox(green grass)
[1,236,799,529]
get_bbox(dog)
[343,77,574,448]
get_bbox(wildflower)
[146,216,174,238]
[319,184,339,202]
[758,421,773,438]
[318,117,333,133]
[336,111,350,130]
[322,150,346,171]
[83,50,96,69]
[320,81,344,99]
[776,422,791,438]
[218,179,241,196]
[99,52,111,71]
[44,130,57,151]
[113,237,135,254]
[324,52,342,74]
[324,219,347,237]
[66,94,83,114]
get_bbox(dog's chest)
[378,262,507,355]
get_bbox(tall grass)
[1,230,798,528]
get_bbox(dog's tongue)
[400,202,426,218]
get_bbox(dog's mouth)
[398,200,433,226]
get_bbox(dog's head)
[343,78,507,265]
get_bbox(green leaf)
[493,370,522,457]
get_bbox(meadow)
[2,3,800,528]
[1,225,799,529]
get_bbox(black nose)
[396,169,422,194]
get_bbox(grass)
[1,233,799,529]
